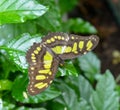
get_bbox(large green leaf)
[0,33,42,72]
[78,52,100,82]
[90,70,119,110]
[12,74,61,103]
[0,0,48,25]
[51,75,92,110]
[66,75,93,103]
[37,0,62,32]
[0,22,37,46]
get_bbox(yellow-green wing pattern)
[26,43,60,95]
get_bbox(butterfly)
[26,32,99,95]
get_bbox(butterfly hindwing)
[26,43,60,95]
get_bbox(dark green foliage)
[0,0,119,110]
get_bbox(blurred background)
[69,0,120,77]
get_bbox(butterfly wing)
[42,32,99,60]
[26,43,59,95]
[26,32,99,95]
[58,34,99,59]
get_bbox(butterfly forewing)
[58,34,99,59]
[42,33,99,59]
[26,43,59,95]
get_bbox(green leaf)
[0,22,37,46]
[78,52,101,82]
[0,80,12,91]
[63,18,97,34]
[0,0,48,25]
[51,98,91,110]
[0,54,17,79]
[57,61,78,77]
[51,75,92,110]
[67,75,93,102]
[90,70,119,110]
[0,33,42,72]
[58,0,79,14]
[1,99,16,110]
[12,74,61,103]
[0,25,14,46]
[37,0,62,32]
[116,85,120,97]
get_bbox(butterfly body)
[26,32,99,95]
